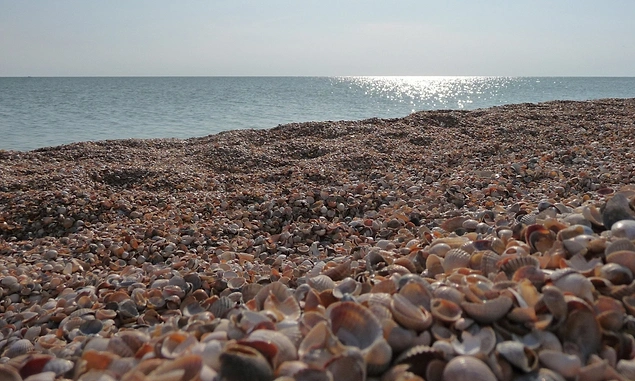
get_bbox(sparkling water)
[1,76,634,151]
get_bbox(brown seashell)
[263,293,301,322]
[370,279,397,294]
[209,296,234,318]
[441,216,468,233]
[241,283,263,303]
[148,354,203,381]
[478,250,501,276]
[327,301,383,350]
[393,257,417,274]
[333,277,361,299]
[244,330,298,369]
[443,355,497,381]
[597,263,633,285]
[432,286,465,306]
[322,259,351,282]
[551,270,595,303]
[0,365,22,381]
[325,347,366,381]
[442,249,472,273]
[430,298,462,324]
[538,349,581,378]
[253,281,292,311]
[525,224,556,253]
[559,309,602,363]
[425,254,445,278]
[602,192,635,229]
[460,295,513,324]
[399,281,433,311]
[219,343,273,381]
[498,255,539,278]
[606,250,635,275]
[390,294,433,332]
[496,341,538,372]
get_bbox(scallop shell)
[3,339,35,358]
[605,238,635,256]
[499,255,539,278]
[442,355,497,381]
[307,274,336,292]
[327,301,383,350]
[209,296,235,318]
[394,345,444,378]
[333,277,361,299]
[460,295,513,324]
[390,294,433,332]
[606,250,635,275]
[442,249,472,272]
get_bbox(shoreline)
[1,98,635,380]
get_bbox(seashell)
[79,319,104,335]
[384,320,416,353]
[218,343,273,381]
[557,224,594,241]
[602,192,635,229]
[425,254,445,278]
[322,259,351,281]
[244,329,298,369]
[442,249,472,272]
[0,365,22,381]
[148,354,203,381]
[432,286,465,306]
[394,345,444,378]
[460,295,513,324]
[496,341,538,372]
[498,255,539,278]
[478,251,501,276]
[390,294,433,332]
[607,250,635,275]
[605,238,635,256]
[160,332,198,359]
[325,347,366,381]
[525,224,555,253]
[399,280,433,311]
[263,293,301,322]
[253,281,292,311]
[333,277,361,299]
[430,298,462,324]
[538,349,582,378]
[241,283,263,302]
[598,263,633,285]
[560,309,601,363]
[3,339,34,358]
[307,275,336,292]
[327,301,383,350]
[616,358,635,380]
[427,243,451,257]
[551,270,595,303]
[209,296,234,318]
[442,355,497,381]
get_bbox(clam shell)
[399,280,433,310]
[263,293,301,321]
[209,296,235,318]
[560,309,601,363]
[218,343,273,381]
[496,341,538,372]
[394,345,444,378]
[460,295,513,324]
[430,298,462,324]
[245,329,298,368]
[307,275,336,292]
[602,192,635,230]
[605,238,635,256]
[0,365,21,381]
[327,301,383,350]
[499,255,539,278]
[551,270,595,303]
[3,339,34,358]
[442,249,472,272]
[606,250,635,275]
[253,281,292,311]
[322,259,351,281]
[538,349,581,378]
[390,294,433,332]
[442,355,497,381]
[525,224,555,253]
[333,277,361,299]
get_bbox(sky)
[1,1,634,77]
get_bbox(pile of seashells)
[1,99,635,380]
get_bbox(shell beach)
[1,98,635,381]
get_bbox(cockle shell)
[442,249,472,272]
[442,355,497,381]
[538,349,581,378]
[218,343,273,381]
[430,298,462,324]
[390,294,433,331]
[496,341,538,372]
[460,295,513,324]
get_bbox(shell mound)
[1,98,635,380]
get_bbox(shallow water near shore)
[1,76,635,151]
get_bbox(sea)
[1,76,634,151]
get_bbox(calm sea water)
[1,76,634,151]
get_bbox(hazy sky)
[1,1,633,76]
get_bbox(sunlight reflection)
[335,76,516,110]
